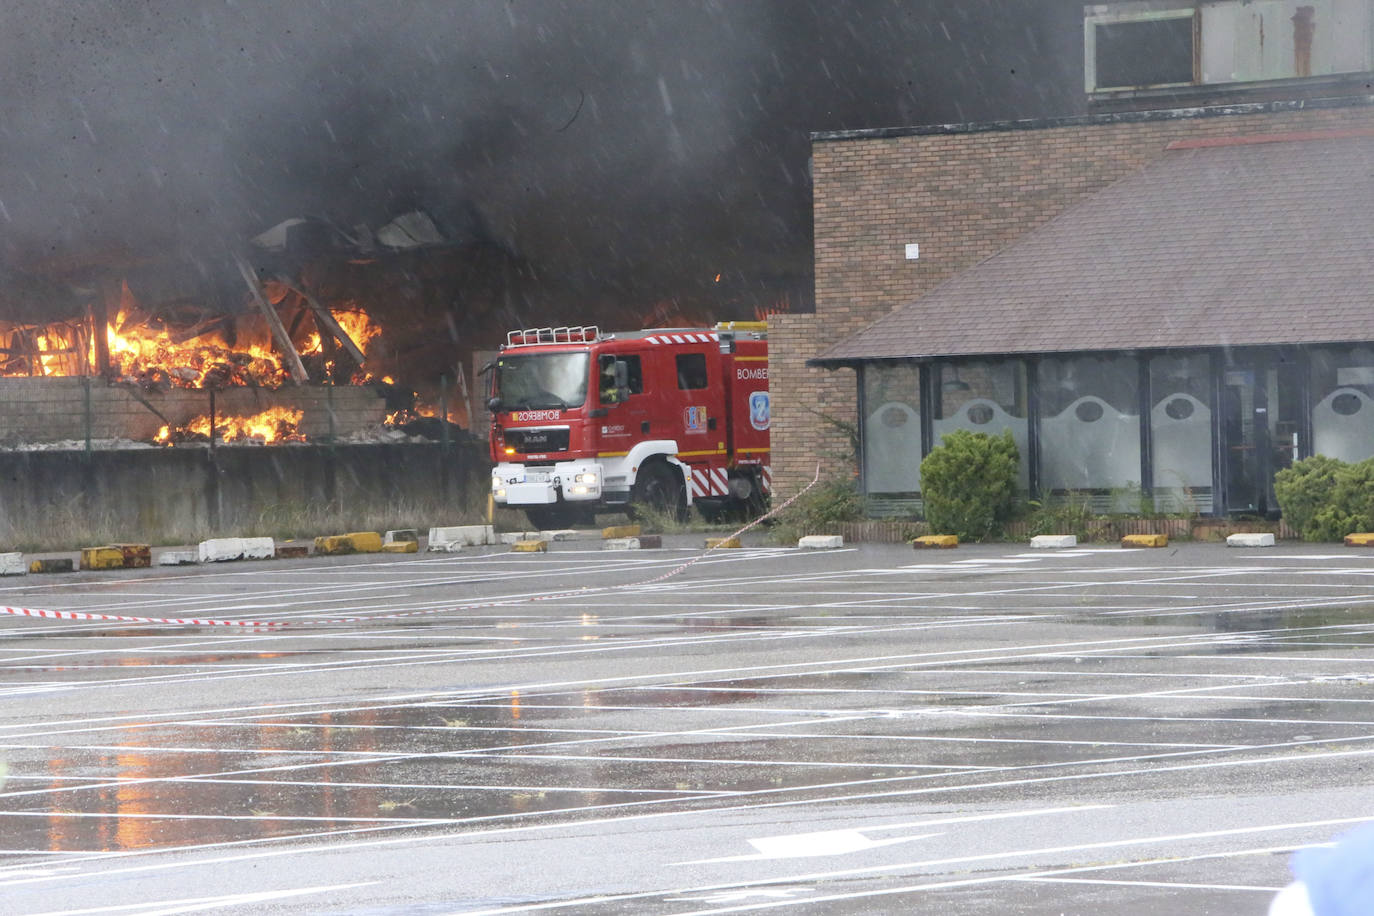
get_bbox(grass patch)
[768,479,864,545]
[627,503,735,535]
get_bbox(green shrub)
[920,429,1020,541]
[1307,458,1374,542]
[1274,454,1347,541]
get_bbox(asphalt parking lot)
[1,537,1372,914]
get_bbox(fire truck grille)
[503,427,570,453]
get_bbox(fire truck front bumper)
[491,462,604,507]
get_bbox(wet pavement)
[1,539,1372,913]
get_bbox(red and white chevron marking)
[643,332,719,345]
[689,466,729,499]
[762,464,772,494]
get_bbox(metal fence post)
[83,375,92,459]
[207,389,221,529]
[439,375,450,497]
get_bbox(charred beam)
[276,276,366,366]
[234,256,310,385]
[91,292,111,377]
[168,316,234,346]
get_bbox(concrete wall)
[0,378,387,444]
[0,443,482,540]
[773,98,1374,497]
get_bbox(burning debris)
[0,291,377,393]
[155,406,306,446]
[0,284,431,449]
[295,305,386,385]
[105,307,290,390]
[1,319,92,378]
[0,208,543,450]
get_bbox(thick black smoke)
[0,0,1083,321]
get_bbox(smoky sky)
[0,0,1083,309]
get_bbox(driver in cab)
[600,361,621,404]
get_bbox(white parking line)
[26,881,378,915]
[4,543,1372,912]
[457,817,1372,914]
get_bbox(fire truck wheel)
[630,461,688,523]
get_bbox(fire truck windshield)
[494,352,589,410]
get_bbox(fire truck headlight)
[570,485,589,495]
[574,472,598,485]
[503,447,516,456]
[493,487,507,500]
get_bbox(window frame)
[1084,5,1197,93]
[675,352,709,390]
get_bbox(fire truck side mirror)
[614,360,629,390]
[487,396,503,412]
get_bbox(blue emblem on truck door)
[749,391,770,431]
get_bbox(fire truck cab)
[488,323,769,529]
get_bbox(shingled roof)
[815,130,1374,364]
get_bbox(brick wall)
[0,378,386,444]
[772,99,1374,496]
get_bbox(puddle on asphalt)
[675,615,784,631]
[10,599,1373,857]
[11,651,312,674]
[1,725,748,854]
[10,671,1372,856]
[1081,603,1374,639]
[2,674,993,856]
[588,685,764,707]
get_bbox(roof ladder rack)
[506,326,601,346]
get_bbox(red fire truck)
[488,322,770,528]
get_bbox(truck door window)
[599,355,642,403]
[676,353,708,390]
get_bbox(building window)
[1038,354,1141,509]
[1088,1,1374,98]
[1310,345,1374,463]
[1086,7,1195,92]
[1149,352,1213,514]
[862,362,922,515]
[933,358,1029,490]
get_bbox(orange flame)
[330,308,382,349]
[156,406,305,446]
[753,297,792,322]
[6,300,384,389]
[103,309,289,389]
[0,323,88,377]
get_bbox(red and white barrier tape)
[0,605,285,629]
[0,464,823,630]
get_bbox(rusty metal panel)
[1199,2,1241,82]
[1200,0,1373,84]
[1326,0,1374,73]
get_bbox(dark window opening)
[676,353,709,390]
[1095,17,1194,89]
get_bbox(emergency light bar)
[506,326,602,346]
